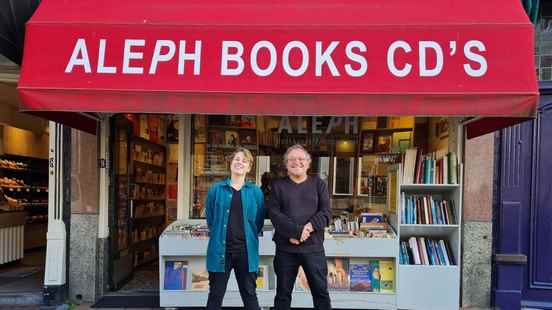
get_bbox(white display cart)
[159,230,398,309]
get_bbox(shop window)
[189,115,422,222]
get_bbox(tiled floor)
[119,262,159,292]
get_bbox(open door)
[109,117,133,289]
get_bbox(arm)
[254,187,266,234]
[267,182,303,239]
[308,178,332,232]
[205,186,216,230]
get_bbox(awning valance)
[17,0,538,136]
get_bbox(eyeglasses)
[287,157,308,162]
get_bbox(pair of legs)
[273,250,332,310]
[206,251,260,310]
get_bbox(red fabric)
[17,0,538,136]
[465,117,531,139]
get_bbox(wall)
[68,129,100,302]
[461,132,494,309]
[1,124,49,159]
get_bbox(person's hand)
[300,223,314,242]
[289,238,300,245]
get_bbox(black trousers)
[273,250,332,310]
[206,251,260,310]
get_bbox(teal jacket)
[205,179,265,272]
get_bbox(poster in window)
[375,134,392,153]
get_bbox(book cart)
[159,164,462,310]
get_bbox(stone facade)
[461,133,494,308]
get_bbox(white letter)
[387,41,412,77]
[221,41,244,76]
[65,38,91,73]
[282,41,309,77]
[326,117,343,134]
[149,40,176,74]
[345,41,367,77]
[278,117,293,134]
[463,40,487,77]
[312,116,323,134]
[123,39,145,74]
[178,40,202,75]
[250,41,277,77]
[315,41,340,77]
[419,41,443,77]
[97,39,116,74]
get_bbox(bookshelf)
[397,163,463,310]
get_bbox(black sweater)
[268,176,331,253]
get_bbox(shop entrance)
[108,115,180,292]
[0,128,49,303]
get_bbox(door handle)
[493,253,527,264]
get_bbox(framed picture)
[224,130,239,147]
[361,132,375,153]
[375,134,392,153]
[333,157,354,196]
[240,133,255,145]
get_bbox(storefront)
[0,54,50,301]
[16,0,537,309]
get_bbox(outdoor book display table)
[159,227,398,309]
[159,163,462,310]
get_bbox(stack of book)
[401,195,456,225]
[296,258,395,293]
[400,237,455,266]
[402,148,459,184]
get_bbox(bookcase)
[396,164,463,310]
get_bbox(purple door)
[494,92,552,309]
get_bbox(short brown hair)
[227,147,254,167]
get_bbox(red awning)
[18,0,538,136]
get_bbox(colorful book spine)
[379,260,395,293]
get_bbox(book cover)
[379,260,395,293]
[350,263,372,292]
[409,237,421,265]
[257,265,270,290]
[402,148,417,184]
[444,239,456,265]
[439,240,451,265]
[327,258,350,290]
[369,260,381,292]
[190,261,209,290]
[419,237,429,265]
[164,260,189,290]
